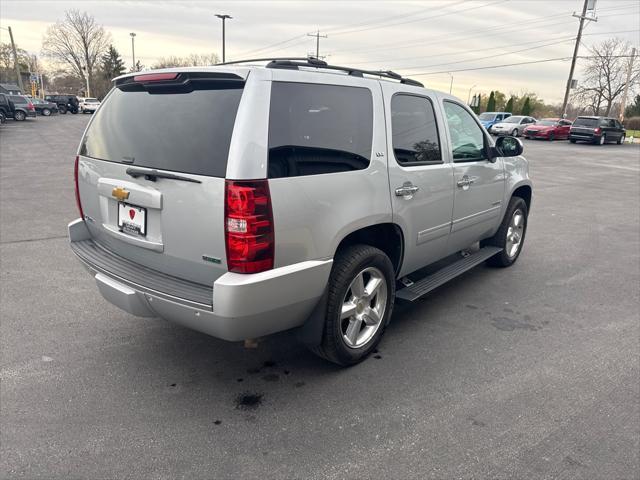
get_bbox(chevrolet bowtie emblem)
[111,187,130,202]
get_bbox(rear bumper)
[68,219,332,341]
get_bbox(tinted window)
[268,82,372,178]
[9,96,27,104]
[573,117,599,127]
[80,84,243,178]
[391,94,441,165]
[443,101,486,162]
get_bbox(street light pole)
[215,14,232,63]
[130,32,136,71]
[447,73,453,94]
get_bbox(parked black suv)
[569,116,626,145]
[30,98,59,116]
[8,95,37,121]
[0,93,14,120]
[44,95,79,114]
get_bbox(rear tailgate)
[76,70,246,286]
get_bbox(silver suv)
[69,58,532,365]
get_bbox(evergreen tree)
[624,94,640,118]
[486,91,496,112]
[521,97,531,115]
[505,97,514,113]
[101,45,125,79]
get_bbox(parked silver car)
[490,115,537,137]
[69,59,532,365]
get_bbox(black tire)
[617,135,625,145]
[512,128,519,137]
[482,196,528,268]
[569,139,576,143]
[59,105,67,114]
[309,244,395,366]
[14,111,26,121]
[42,108,51,116]
[548,133,555,141]
[595,134,606,145]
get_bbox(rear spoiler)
[114,71,245,92]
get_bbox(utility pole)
[447,73,453,94]
[307,30,327,59]
[215,14,232,63]
[130,32,136,71]
[561,0,597,117]
[7,26,25,92]
[467,84,477,105]
[619,47,636,122]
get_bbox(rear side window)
[268,82,373,178]
[573,117,598,127]
[391,94,441,165]
[9,96,27,104]
[80,84,243,178]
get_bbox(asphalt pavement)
[1,114,639,479]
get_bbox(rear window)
[573,117,598,127]
[9,96,27,104]
[268,82,373,178]
[80,84,243,178]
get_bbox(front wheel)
[569,138,577,143]
[512,128,519,137]
[548,133,555,141]
[482,197,528,268]
[310,244,395,366]
[14,111,26,121]
[59,105,67,114]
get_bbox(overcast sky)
[2,0,639,103]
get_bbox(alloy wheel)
[505,209,525,258]
[340,267,388,349]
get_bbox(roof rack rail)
[217,57,424,87]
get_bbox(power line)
[347,28,639,70]
[407,55,636,77]
[330,0,507,37]
[237,33,307,57]
[324,0,466,35]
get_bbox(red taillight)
[594,127,601,134]
[133,72,178,83]
[27,103,35,111]
[74,155,85,221]
[225,180,274,273]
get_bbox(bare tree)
[41,10,111,95]
[152,53,220,69]
[572,39,639,116]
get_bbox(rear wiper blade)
[125,167,202,184]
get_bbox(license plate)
[118,203,146,237]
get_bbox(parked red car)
[523,118,572,141]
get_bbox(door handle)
[395,184,420,197]
[456,175,476,189]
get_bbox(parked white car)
[490,115,536,137]
[80,97,101,113]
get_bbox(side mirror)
[495,136,523,157]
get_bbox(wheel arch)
[333,223,405,276]
[512,184,532,211]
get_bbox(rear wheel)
[570,138,576,143]
[310,244,395,366]
[483,196,528,268]
[597,134,606,145]
[59,105,67,114]
[617,135,625,145]
[14,111,26,121]
[42,108,51,116]
[548,133,555,141]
